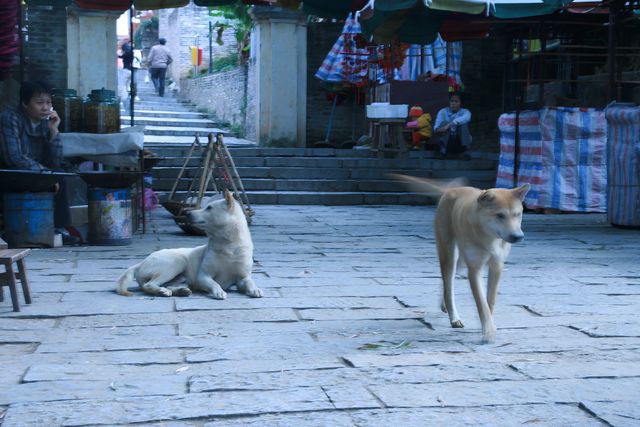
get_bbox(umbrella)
[359,1,448,45]
[315,13,369,84]
[302,0,368,19]
[315,13,371,146]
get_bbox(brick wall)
[23,4,68,90]
[180,66,248,131]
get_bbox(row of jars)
[52,88,121,134]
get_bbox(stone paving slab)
[1,387,344,426]
[0,206,639,425]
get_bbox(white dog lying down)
[116,191,262,299]
[393,175,529,343]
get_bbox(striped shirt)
[0,108,62,171]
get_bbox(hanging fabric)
[315,13,370,85]
[0,0,20,78]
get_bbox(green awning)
[360,4,447,45]
[424,0,575,18]
[492,1,574,18]
[135,0,190,9]
[302,0,368,19]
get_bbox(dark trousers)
[440,132,468,156]
[149,67,167,97]
[54,176,72,228]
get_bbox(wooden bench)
[0,249,32,312]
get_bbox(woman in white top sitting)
[433,91,472,160]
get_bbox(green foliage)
[133,16,158,48]
[230,122,244,138]
[210,53,238,73]
[208,4,252,63]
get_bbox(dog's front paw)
[451,320,464,328]
[209,289,227,300]
[481,327,496,344]
[246,287,263,298]
[159,288,173,297]
[173,287,192,297]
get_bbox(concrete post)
[250,6,307,147]
[66,6,120,97]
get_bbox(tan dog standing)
[393,175,530,343]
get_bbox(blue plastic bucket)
[2,193,55,248]
[87,187,132,245]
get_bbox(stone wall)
[159,5,238,85]
[23,3,68,90]
[180,66,248,132]
[245,29,257,141]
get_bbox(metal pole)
[514,95,521,189]
[129,3,135,126]
[19,0,25,84]
[607,1,618,103]
[209,21,213,74]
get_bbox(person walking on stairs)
[147,38,172,97]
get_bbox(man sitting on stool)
[0,80,80,245]
[433,91,472,160]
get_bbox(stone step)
[144,135,254,146]
[153,155,496,170]
[128,100,195,111]
[152,178,410,193]
[123,110,207,119]
[157,190,439,205]
[121,116,219,128]
[122,125,227,136]
[150,168,496,188]
[146,146,493,159]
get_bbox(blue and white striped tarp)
[605,104,640,226]
[497,107,607,213]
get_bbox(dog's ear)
[512,183,530,201]
[224,190,234,211]
[478,190,495,206]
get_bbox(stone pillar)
[66,6,120,97]
[250,6,307,147]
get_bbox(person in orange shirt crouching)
[406,106,432,150]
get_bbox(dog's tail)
[389,174,468,196]
[116,263,140,296]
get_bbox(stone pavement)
[0,205,639,426]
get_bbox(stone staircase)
[123,70,498,205]
[149,147,498,205]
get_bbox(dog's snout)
[507,233,524,243]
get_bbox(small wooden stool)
[371,118,408,158]
[0,249,32,312]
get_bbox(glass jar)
[83,88,121,134]
[52,89,83,132]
